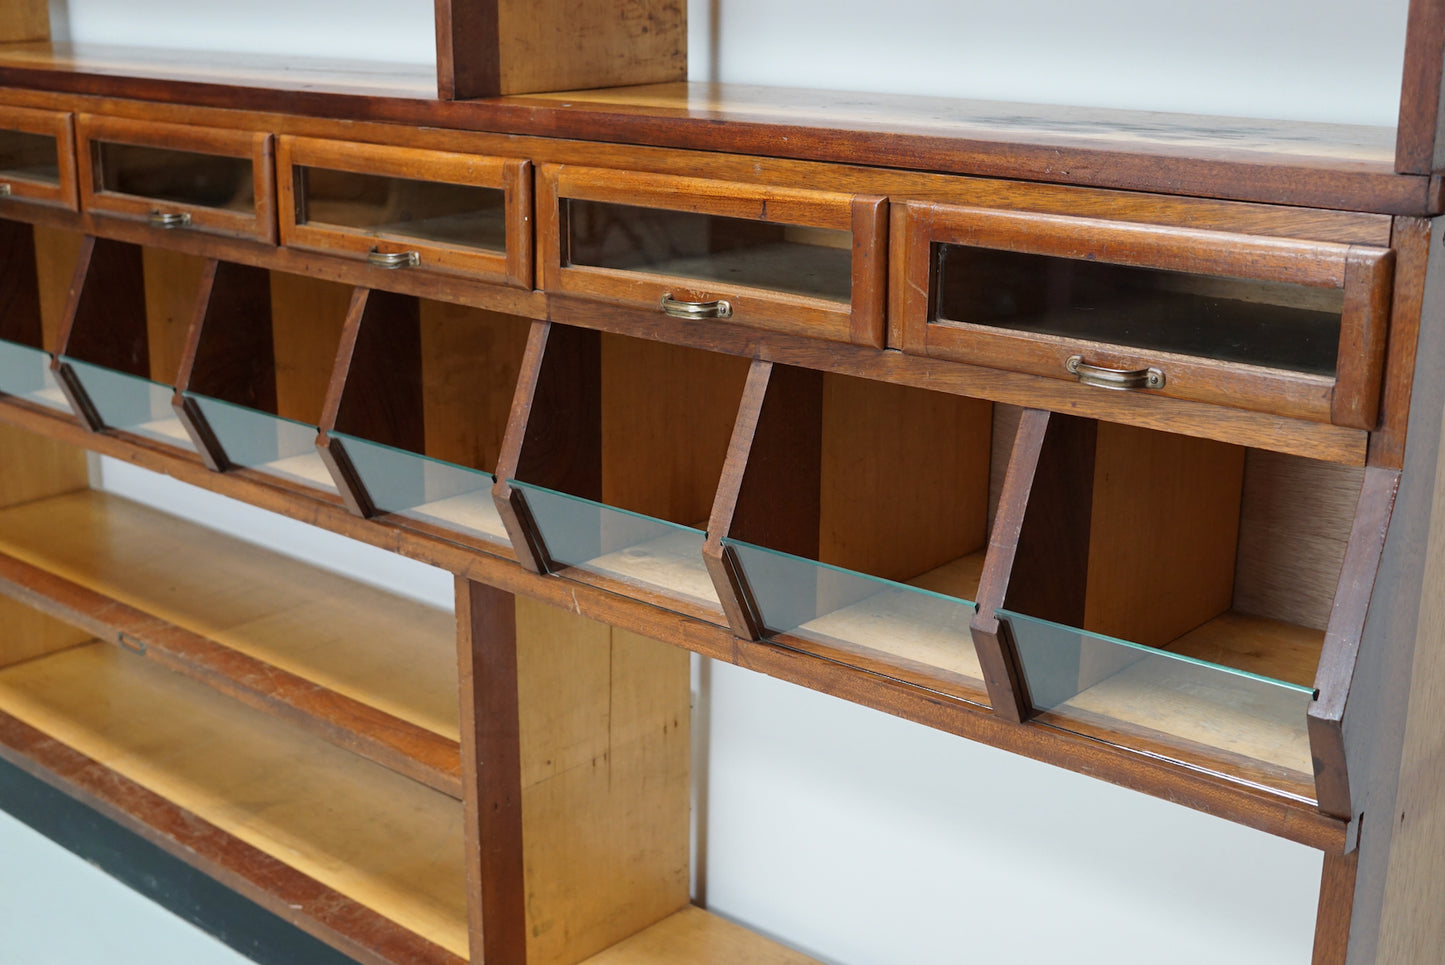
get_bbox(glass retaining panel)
[96,142,254,214]
[566,200,852,302]
[0,340,69,411]
[934,246,1345,376]
[1003,609,1316,792]
[511,480,720,616]
[726,538,987,700]
[187,394,333,491]
[298,167,507,252]
[332,432,506,545]
[0,130,60,185]
[63,358,195,450]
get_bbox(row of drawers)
[0,104,1395,430]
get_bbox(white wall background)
[4,2,1410,962]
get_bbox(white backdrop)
[4,2,1411,962]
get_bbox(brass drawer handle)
[1065,355,1165,391]
[149,210,192,229]
[0,183,10,197]
[368,249,421,269]
[661,293,733,320]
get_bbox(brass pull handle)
[0,183,11,197]
[149,210,191,229]
[1065,355,1165,391]
[368,249,420,269]
[661,293,733,320]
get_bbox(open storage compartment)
[710,363,997,705]
[317,289,530,555]
[53,237,208,449]
[496,325,752,624]
[0,219,82,412]
[976,412,1385,803]
[175,261,354,492]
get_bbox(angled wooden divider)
[318,286,529,555]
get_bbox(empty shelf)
[582,907,819,965]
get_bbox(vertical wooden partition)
[456,578,691,965]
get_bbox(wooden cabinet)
[0,7,1442,964]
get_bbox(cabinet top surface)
[0,42,1426,216]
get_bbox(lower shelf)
[0,641,468,963]
[582,906,818,964]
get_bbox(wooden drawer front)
[0,105,77,210]
[539,165,887,347]
[278,137,532,288]
[895,203,1394,429]
[77,114,275,243]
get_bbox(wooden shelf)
[0,44,1428,215]
[0,641,467,962]
[580,907,817,964]
[0,488,463,795]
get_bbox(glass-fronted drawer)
[77,114,275,243]
[539,164,886,347]
[0,105,77,210]
[277,137,532,287]
[895,203,1394,429]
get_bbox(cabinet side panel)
[494,0,686,96]
[0,1,47,43]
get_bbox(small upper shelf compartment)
[974,411,1390,805]
[77,114,276,242]
[708,362,997,706]
[539,164,887,346]
[496,323,751,624]
[277,136,532,286]
[175,262,354,492]
[318,289,530,555]
[53,236,207,450]
[0,104,77,210]
[894,203,1394,430]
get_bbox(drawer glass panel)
[298,168,507,251]
[187,394,334,491]
[0,340,69,411]
[332,433,506,544]
[1004,609,1315,792]
[935,246,1345,375]
[566,200,852,301]
[727,538,986,698]
[0,130,60,185]
[96,142,254,213]
[512,480,719,614]
[63,358,195,450]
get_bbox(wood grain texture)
[438,0,685,99]
[0,593,89,669]
[581,907,818,965]
[57,235,148,375]
[420,300,530,472]
[457,578,525,965]
[0,490,460,742]
[1314,850,1359,965]
[0,643,468,959]
[0,2,47,44]
[0,217,41,346]
[514,597,691,965]
[0,51,1423,212]
[269,271,353,424]
[30,224,84,352]
[1396,0,1445,174]
[140,246,207,383]
[0,420,88,508]
[0,104,76,210]
[177,259,277,411]
[1234,450,1364,633]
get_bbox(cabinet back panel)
[600,334,750,524]
[1234,449,1362,631]
[819,374,992,585]
[0,424,88,508]
[267,272,352,425]
[31,225,82,353]
[139,247,206,384]
[418,300,529,472]
[0,599,91,671]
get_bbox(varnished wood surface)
[580,907,818,965]
[0,642,468,960]
[0,46,1428,214]
[0,398,1351,852]
[0,490,461,743]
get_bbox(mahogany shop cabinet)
[0,2,1444,963]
